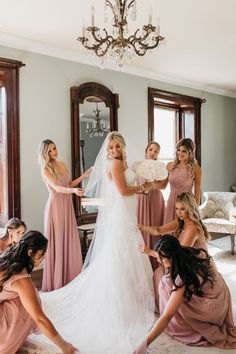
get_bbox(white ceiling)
[0,0,236,97]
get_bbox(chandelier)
[86,103,110,138]
[77,0,165,68]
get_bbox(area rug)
[18,240,236,354]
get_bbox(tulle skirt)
[27,194,155,354]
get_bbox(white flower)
[136,160,168,181]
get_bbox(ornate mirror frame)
[70,82,119,224]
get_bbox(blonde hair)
[175,192,210,240]
[107,131,127,166]
[38,139,58,178]
[173,138,197,178]
[145,141,160,159]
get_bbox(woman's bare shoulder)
[57,160,67,170]
[109,158,123,169]
[166,161,174,171]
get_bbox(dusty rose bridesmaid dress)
[42,172,83,291]
[164,166,193,224]
[137,189,165,270]
[159,261,236,348]
[0,274,39,354]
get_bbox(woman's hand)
[52,335,79,354]
[137,224,149,233]
[139,244,152,256]
[64,344,79,354]
[133,339,147,354]
[73,188,84,197]
[83,167,93,178]
[142,181,154,192]
[153,180,163,189]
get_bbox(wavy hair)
[175,192,210,240]
[0,218,26,241]
[154,235,214,302]
[145,141,160,160]
[0,230,48,291]
[38,139,58,178]
[173,138,197,178]
[106,131,127,167]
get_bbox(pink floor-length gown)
[42,172,83,291]
[0,274,39,354]
[164,166,193,224]
[137,189,165,270]
[159,261,236,348]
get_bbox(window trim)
[0,57,24,226]
[148,87,204,164]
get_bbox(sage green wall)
[0,45,236,231]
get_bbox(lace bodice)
[124,167,136,185]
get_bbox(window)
[148,87,204,164]
[0,57,24,227]
[148,88,204,201]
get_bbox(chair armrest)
[229,207,236,223]
[199,200,210,219]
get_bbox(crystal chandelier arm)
[119,0,135,22]
[128,26,153,43]
[121,0,128,19]
[127,27,164,56]
[78,28,114,57]
[106,0,119,23]
[127,0,136,11]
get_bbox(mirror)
[71,82,119,224]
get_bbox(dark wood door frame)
[0,57,25,226]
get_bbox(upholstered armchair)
[199,192,236,255]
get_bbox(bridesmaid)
[0,218,26,252]
[134,235,236,353]
[38,139,90,291]
[138,192,209,305]
[133,142,165,270]
[163,138,201,224]
[0,231,78,354]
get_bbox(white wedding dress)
[23,167,155,354]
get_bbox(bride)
[27,132,155,354]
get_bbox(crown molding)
[0,31,236,99]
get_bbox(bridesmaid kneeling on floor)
[134,235,236,353]
[138,192,209,306]
[0,217,26,252]
[0,230,78,354]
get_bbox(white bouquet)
[136,160,168,181]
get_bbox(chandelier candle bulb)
[91,5,95,27]
[149,13,152,24]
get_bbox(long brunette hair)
[0,230,48,291]
[154,235,214,302]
